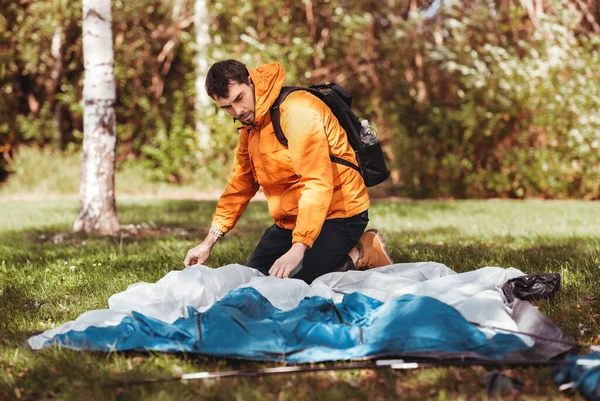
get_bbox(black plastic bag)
[502,273,561,303]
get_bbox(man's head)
[206,60,256,125]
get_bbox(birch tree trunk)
[194,0,211,150]
[73,0,120,235]
[50,28,66,149]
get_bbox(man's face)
[215,79,256,125]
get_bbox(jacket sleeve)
[281,104,334,247]
[211,129,259,233]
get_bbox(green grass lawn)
[1,198,598,400]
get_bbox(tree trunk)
[194,0,212,150]
[50,29,67,150]
[73,0,120,235]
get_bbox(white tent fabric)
[28,262,527,350]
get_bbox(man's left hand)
[269,243,308,279]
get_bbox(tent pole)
[105,358,567,387]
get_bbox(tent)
[28,262,575,363]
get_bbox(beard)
[240,112,254,125]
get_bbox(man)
[184,60,393,283]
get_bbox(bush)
[377,0,600,198]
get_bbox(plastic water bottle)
[360,119,378,145]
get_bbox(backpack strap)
[270,86,305,147]
[329,155,361,172]
[270,86,361,174]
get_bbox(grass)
[0,147,228,198]
[0,198,599,400]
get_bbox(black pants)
[246,210,369,283]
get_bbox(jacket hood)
[247,62,286,125]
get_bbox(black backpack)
[270,83,390,187]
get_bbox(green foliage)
[384,0,600,198]
[16,103,60,143]
[3,0,600,198]
[1,0,83,146]
[1,0,201,180]
[140,94,197,182]
[111,0,197,157]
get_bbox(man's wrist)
[291,242,308,253]
[204,226,223,246]
[205,232,218,242]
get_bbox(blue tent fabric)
[554,353,600,401]
[44,288,530,363]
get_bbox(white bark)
[51,29,61,59]
[73,0,120,235]
[194,0,212,150]
[50,28,65,147]
[172,0,186,20]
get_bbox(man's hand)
[269,243,308,279]
[184,232,219,267]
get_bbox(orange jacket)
[211,62,370,247]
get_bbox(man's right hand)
[184,233,219,267]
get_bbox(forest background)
[2,0,600,199]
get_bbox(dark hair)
[205,59,250,99]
